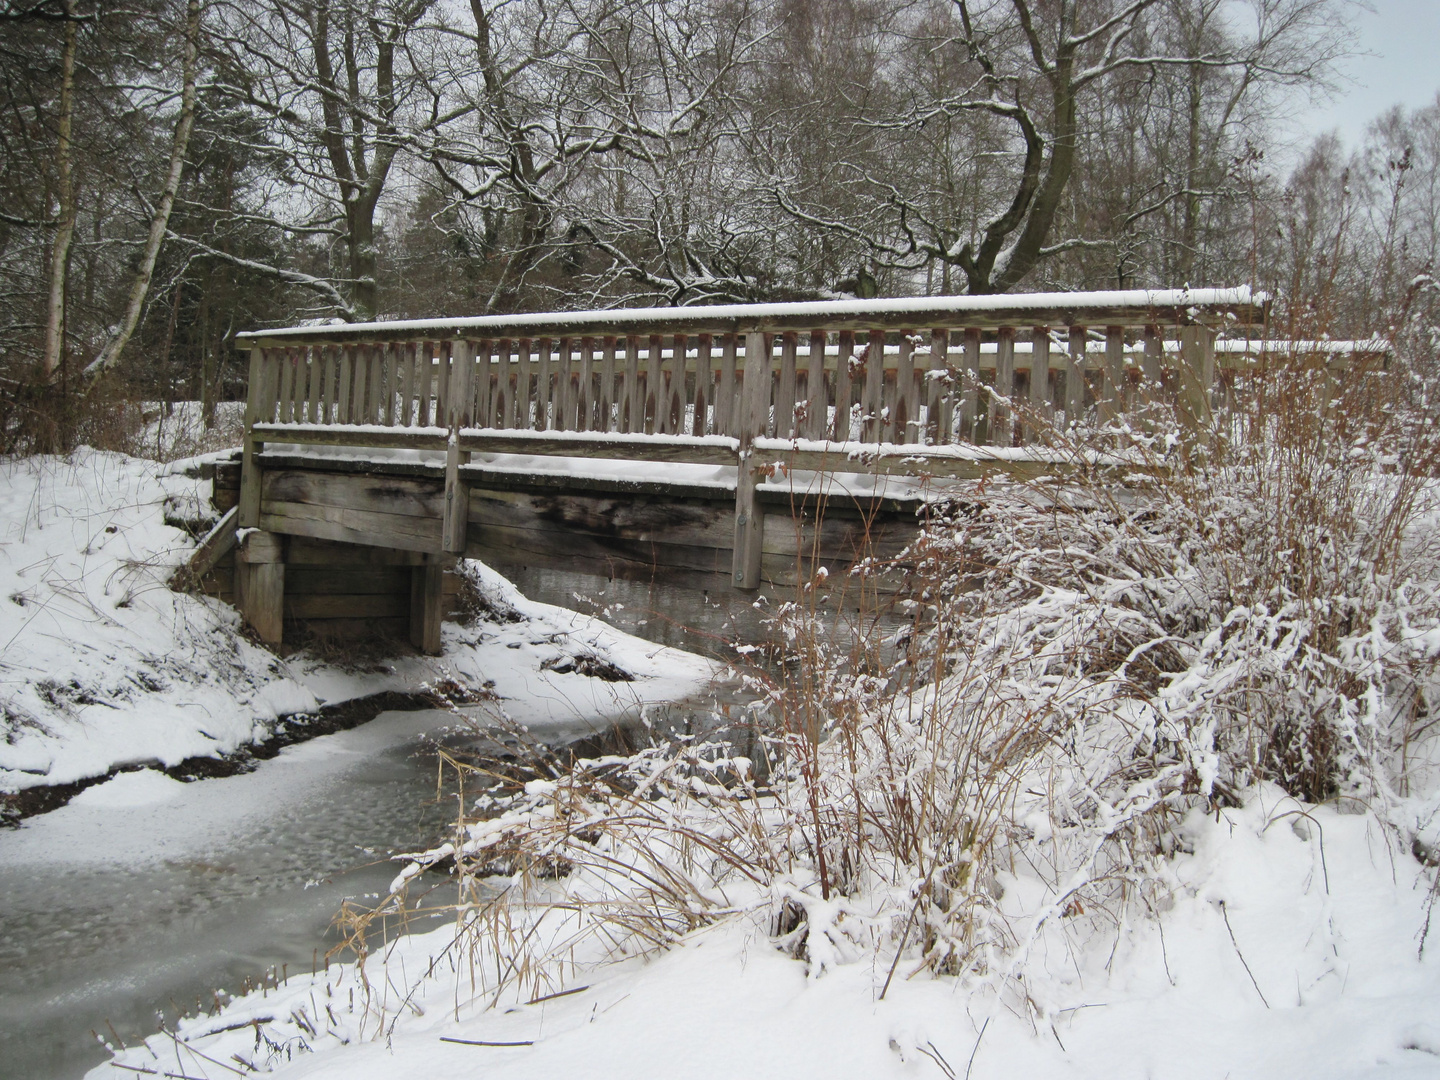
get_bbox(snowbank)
[87,789,1440,1079]
[0,450,717,798]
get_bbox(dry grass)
[326,337,1440,1026]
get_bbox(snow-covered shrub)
[361,344,1440,1019]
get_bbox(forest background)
[2,0,1437,452]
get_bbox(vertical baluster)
[300,345,317,423]
[394,347,411,432]
[862,329,885,443]
[804,330,826,441]
[832,331,854,441]
[334,345,352,424]
[891,334,915,443]
[319,346,336,424]
[1065,326,1086,427]
[927,329,948,445]
[646,334,663,434]
[655,337,673,435]
[599,336,617,432]
[412,342,430,427]
[1142,324,1163,405]
[377,345,393,426]
[473,340,493,427]
[622,335,641,433]
[554,337,572,431]
[776,332,798,438]
[574,335,588,430]
[366,345,383,424]
[993,327,1015,446]
[497,340,514,428]
[672,333,688,435]
[534,336,552,430]
[716,333,737,436]
[693,333,713,436]
[1029,326,1052,442]
[1100,325,1124,427]
[435,340,452,426]
[507,339,525,429]
[294,346,310,422]
[958,328,980,443]
[348,343,364,423]
[276,348,295,423]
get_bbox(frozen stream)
[0,569,846,1080]
[0,707,479,1080]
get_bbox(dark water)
[0,569,771,1080]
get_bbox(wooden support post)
[237,529,284,646]
[733,332,770,589]
[409,555,446,655]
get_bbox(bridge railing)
[235,288,1283,586]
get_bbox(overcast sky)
[1284,0,1440,154]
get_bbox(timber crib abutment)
[192,287,1377,649]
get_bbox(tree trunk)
[40,1,78,383]
[347,199,379,322]
[84,0,202,382]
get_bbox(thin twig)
[1220,900,1269,1008]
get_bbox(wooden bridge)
[190,287,1281,652]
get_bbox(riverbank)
[0,450,719,820]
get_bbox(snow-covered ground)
[86,789,1440,1079]
[7,449,1440,1080]
[0,450,717,797]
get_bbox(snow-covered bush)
[361,345,1440,1022]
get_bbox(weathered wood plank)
[263,468,446,519]
[286,535,426,566]
[1102,325,1125,425]
[259,500,444,552]
[289,592,412,620]
[250,424,447,450]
